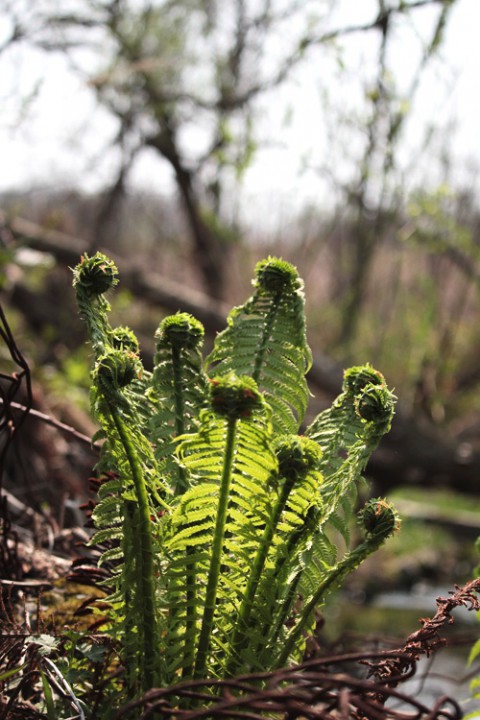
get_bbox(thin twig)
[0,579,53,590]
[0,398,100,450]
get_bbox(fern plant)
[72,252,399,704]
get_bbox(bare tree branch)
[0,399,99,450]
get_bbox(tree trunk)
[146,126,229,300]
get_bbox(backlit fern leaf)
[306,365,395,544]
[206,258,312,433]
[292,369,397,632]
[162,382,277,680]
[72,253,400,701]
[242,448,324,672]
[88,378,168,687]
[149,313,208,495]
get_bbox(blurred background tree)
[3,0,480,503]
[0,0,460,294]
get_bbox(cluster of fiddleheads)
[73,252,399,702]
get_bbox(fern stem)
[123,501,140,694]
[170,346,198,678]
[171,345,188,493]
[225,475,295,676]
[256,504,318,661]
[252,292,281,383]
[274,537,382,669]
[107,400,158,692]
[75,294,111,357]
[194,416,237,679]
[181,546,197,679]
[267,572,302,662]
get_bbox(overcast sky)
[0,0,479,224]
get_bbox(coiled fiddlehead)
[342,363,385,397]
[71,252,400,699]
[360,497,400,539]
[206,257,311,433]
[355,383,395,438]
[276,497,399,669]
[72,252,118,296]
[73,256,161,697]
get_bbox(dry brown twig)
[367,577,480,685]
[0,303,32,488]
[108,580,480,719]
[111,650,462,720]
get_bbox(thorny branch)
[367,576,480,685]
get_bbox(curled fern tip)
[343,364,385,396]
[155,312,204,350]
[361,498,400,539]
[73,252,118,296]
[274,435,322,479]
[96,349,138,390]
[255,257,301,294]
[355,384,395,426]
[209,374,263,419]
[111,326,140,354]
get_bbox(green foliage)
[149,312,208,495]
[206,256,312,433]
[405,185,478,260]
[72,251,398,709]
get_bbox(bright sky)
[0,0,479,223]
[239,0,480,221]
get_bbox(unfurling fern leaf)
[72,252,118,355]
[71,252,400,707]
[149,312,208,495]
[275,497,400,669]
[206,257,312,433]
[167,374,277,680]
[305,363,395,545]
[73,254,166,697]
[283,366,397,663]
[227,435,323,675]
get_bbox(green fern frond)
[73,255,168,695]
[206,257,312,433]
[92,351,165,692]
[149,312,208,495]
[225,435,323,675]
[306,364,395,535]
[263,366,396,666]
[163,374,277,680]
[275,498,400,669]
[71,252,401,702]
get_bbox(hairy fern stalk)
[73,253,400,697]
